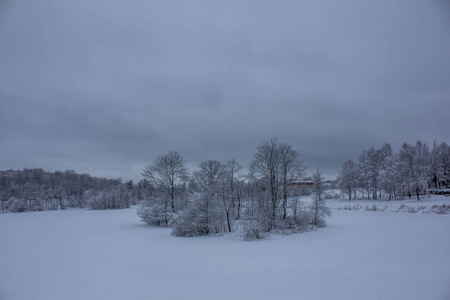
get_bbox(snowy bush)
[407,207,420,213]
[365,204,378,211]
[294,209,315,227]
[88,188,131,210]
[244,220,266,240]
[273,216,307,234]
[137,203,176,227]
[171,205,206,236]
[7,197,27,213]
[324,191,340,199]
[35,199,47,211]
[49,199,59,210]
[314,217,327,228]
[431,204,450,214]
[172,193,226,236]
[342,204,362,211]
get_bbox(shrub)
[171,205,207,236]
[7,197,27,213]
[432,204,450,214]
[314,217,327,228]
[88,188,131,210]
[137,203,175,227]
[172,193,226,237]
[244,222,266,240]
[365,204,378,211]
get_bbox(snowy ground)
[1,207,450,300]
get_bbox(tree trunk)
[226,210,231,232]
[314,196,318,226]
[269,199,276,231]
[236,193,241,220]
[282,197,287,220]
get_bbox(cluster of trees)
[138,138,330,238]
[337,140,449,201]
[0,169,148,213]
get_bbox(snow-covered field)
[1,206,450,300]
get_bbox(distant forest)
[337,140,449,200]
[0,169,152,213]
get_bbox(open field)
[1,206,450,300]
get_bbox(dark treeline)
[0,169,151,213]
[138,138,330,239]
[337,140,450,201]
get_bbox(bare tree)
[0,174,8,213]
[222,159,243,230]
[338,160,357,200]
[249,138,282,230]
[225,159,242,210]
[142,151,188,212]
[191,160,226,235]
[430,140,450,189]
[279,143,304,219]
[312,168,325,226]
[249,138,304,229]
[412,141,430,200]
[379,154,400,200]
[399,142,430,200]
[357,150,370,199]
[439,142,450,188]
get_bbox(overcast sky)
[1,0,449,182]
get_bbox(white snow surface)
[1,207,450,300]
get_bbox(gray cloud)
[1,0,449,181]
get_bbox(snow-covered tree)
[142,151,189,212]
[379,154,400,199]
[279,143,304,219]
[357,150,370,199]
[430,141,450,189]
[221,159,243,231]
[440,142,450,188]
[0,168,125,213]
[398,141,430,200]
[173,160,226,236]
[337,160,357,200]
[249,138,282,230]
[366,147,381,199]
[249,138,305,230]
[311,168,330,227]
[0,174,8,213]
[412,141,430,199]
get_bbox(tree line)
[0,168,151,213]
[138,138,330,239]
[337,140,450,201]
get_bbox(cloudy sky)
[1,0,449,181]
